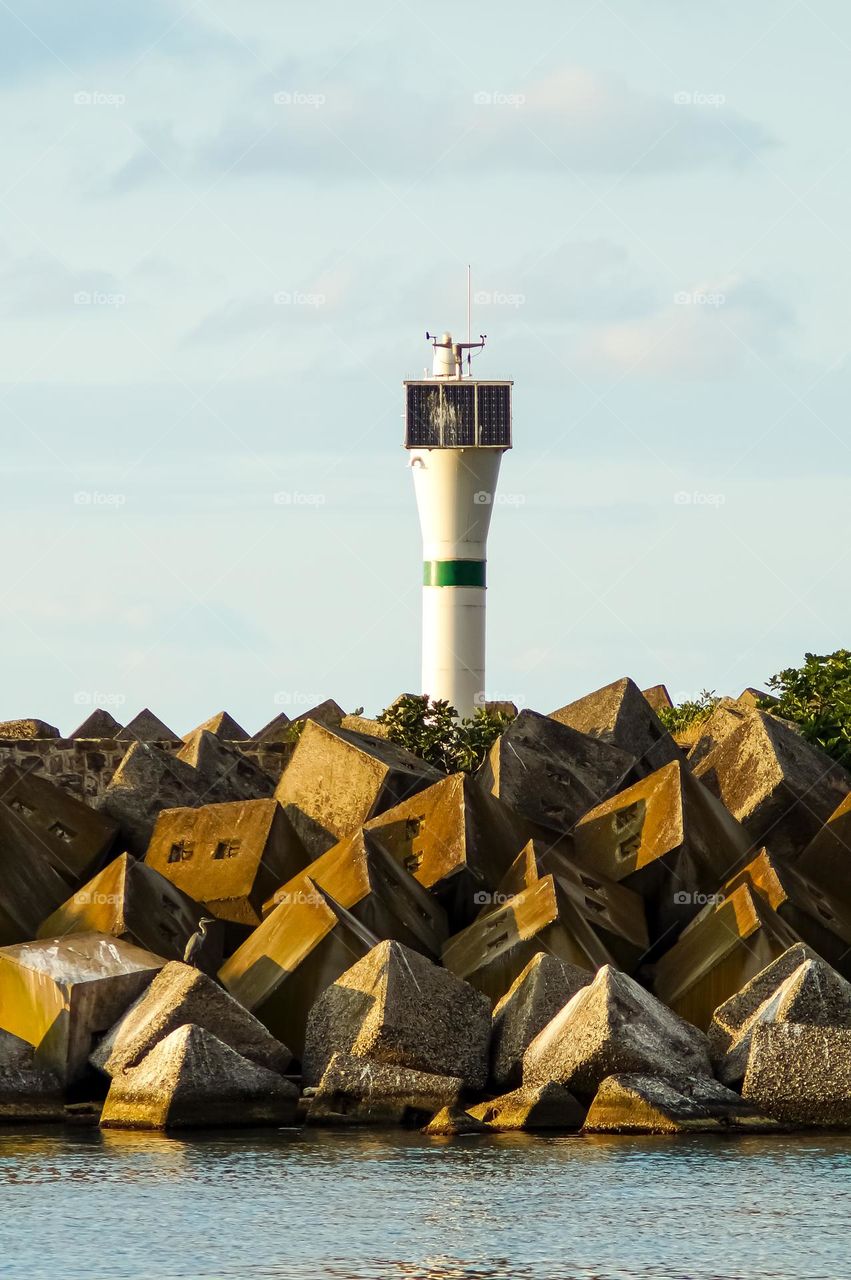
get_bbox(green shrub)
[760,650,851,768]
[658,690,720,734]
[376,694,512,774]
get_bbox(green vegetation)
[760,650,851,769]
[655,651,851,770]
[376,694,513,774]
[658,690,720,735]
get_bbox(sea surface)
[1,1126,849,1279]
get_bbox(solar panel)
[405,381,512,448]
[477,385,512,446]
[441,384,475,446]
[406,385,441,446]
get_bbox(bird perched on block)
[183,917,216,968]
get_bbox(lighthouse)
[404,331,513,717]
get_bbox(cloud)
[576,274,794,379]
[106,63,773,192]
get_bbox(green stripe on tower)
[423,560,486,588]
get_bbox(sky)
[1,0,850,735]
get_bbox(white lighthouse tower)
[404,330,513,717]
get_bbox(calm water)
[1,1126,850,1279]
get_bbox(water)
[1,1126,850,1279]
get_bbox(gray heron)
[183,916,216,967]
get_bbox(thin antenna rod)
[467,264,471,347]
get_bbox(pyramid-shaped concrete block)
[522,964,712,1101]
[477,710,636,839]
[146,798,308,927]
[0,933,165,1083]
[469,1082,585,1131]
[691,707,850,859]
[184,712,250,742]
[490,952,593,1089]
[219,886,381,1057]
[709,944,851,1085]
[117,709,179,743]
[302,940,490,1088]
[292,699,345,729]
[364,773,525,927]
[264,828,448,958]
[98,742,205,856]
[307,1051,462,1126]
[69,708,123,739]
[684,699,753,765]
[176,731,274,803]
[708,941,814,1055]
[442,865,647,1006]
[653,883,801,1032]
[38,853,208,962]
[573,759,751,945]
[100,1024,298,1130]
[550,676,680,776]
[251,711,292,743]
[0,763,118,885]
[275,721,442,858]
[91,960,292,1077]
[583,1073,777,1134]
[742,1024,851,1127]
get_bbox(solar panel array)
[405,382,512,448]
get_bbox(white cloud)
[105,62,773,192]
[575,274,793,378]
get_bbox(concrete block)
[302,939,490,1088]
[275,721,442,858]
[100,1024,298,1130]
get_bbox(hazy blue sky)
[2,0,850,734]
